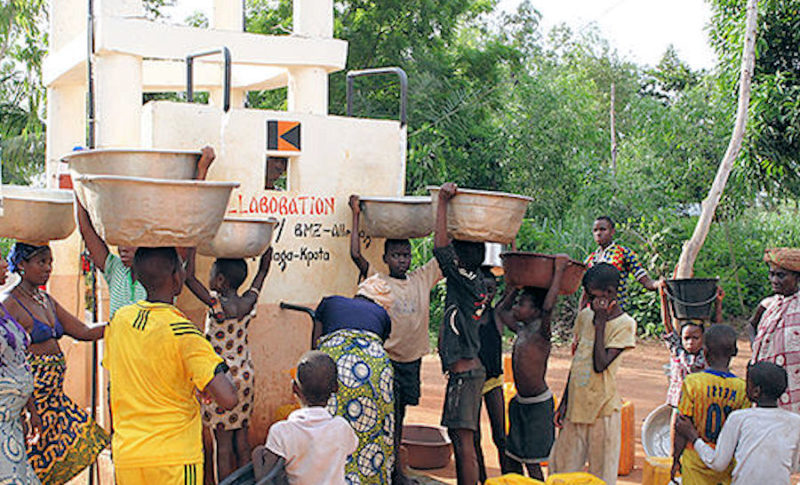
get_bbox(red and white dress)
[752,291,800,413]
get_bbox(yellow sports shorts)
[116,463,203,485]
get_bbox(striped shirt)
[103,253,147,319]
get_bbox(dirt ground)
[405,339,754,484]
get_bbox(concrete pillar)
[95,54,143,147]
[210,88,246,110]
[45,85,86,187]
[212,0,244,31]
[293,0,333,38]
[287,67,328,115]
[287,0,333,115]
[96,0,145,18]
[49,0,86,50]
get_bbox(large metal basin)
[642,403,673,458]
[63,148,201,207]
[427,187,531,244]
[0,186,75,243]
[359,196,433,239]
[198,217,278,259]
[73,175,238,247]
[501,252,587,295]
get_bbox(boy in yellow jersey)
[671,324,749,485]
[104,247,238,485]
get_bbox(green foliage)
[708,0,800,199]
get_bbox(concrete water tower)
[44,0,407,443]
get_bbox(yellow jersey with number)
[104,301,223,468]
[678,369,748,444]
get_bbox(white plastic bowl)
[198,217,278,259]
[0,185,75,243]
[74,175,238,247]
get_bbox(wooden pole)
[610,82,617,176]
[674,0,759,278]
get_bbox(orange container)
[618,400,635,476]
[503,354,514,383]
[642,456,672,485]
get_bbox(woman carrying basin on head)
[1,242,109,484]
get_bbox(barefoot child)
[433,183,488,485]
[551,263,636,485]
[496,254,569,480]
[671,324,749,485]
[184,247,273,481]
[104,247,237,485]
[258,351,358,485]
[675,361,800,485]
[475,267,506,479]
[349,194,443,483]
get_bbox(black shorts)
[506,390,555,463]
[441,367,485,431]
[391,359,422,407]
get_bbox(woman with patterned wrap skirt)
[1,242,109,484]
[312,275,395,485]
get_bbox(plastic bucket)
[665,278,718,320]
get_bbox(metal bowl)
[642,403,673,458]
[63,148,201,206]
[402,424,452,470]
[73,175,238,247]
[359,196,433,239]
[501,252,587,295]
[0,186,75,243]
[198,217,278,259]
[427,187,531,244]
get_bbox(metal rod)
[185,47,232,112]
[279,302,316,321]
[86,1,99,483]
[346,67,408,127]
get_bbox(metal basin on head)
[62,148,202,206]
[427,187,532,244]
[73,175,238,248]
[358,196,433,239]
[501,252,587,295]
[0,186,75,244]
[198,217,278,259]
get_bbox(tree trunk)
[674,0,759,278]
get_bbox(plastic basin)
[63,148,201,206]
[198,217,278,259]
[501,252,587,295]
[665,278,718,320]
[428,187,531,244]
[401,424,452,470]
[358,196,433,239]
[73,175,238,247]
[0,185,75,243]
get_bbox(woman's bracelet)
[245,287,260,297]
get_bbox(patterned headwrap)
[7,242,49,273]
[764,247,800,273]
[356,274,394,311]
